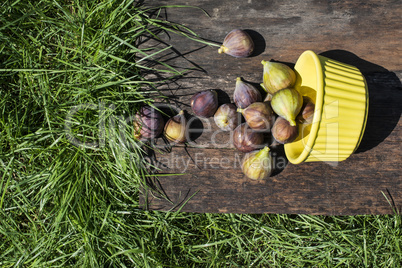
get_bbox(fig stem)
[133,133,141,140]
[289,119,297,126]
[218,46,228,54]
[256,146,270,158]
[237,108,244,113]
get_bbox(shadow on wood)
[215,89,231,105]
[186,113,204,142]
[244,29,266,57]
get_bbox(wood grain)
[139,0,402,215]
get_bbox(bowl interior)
[284,50,323,164]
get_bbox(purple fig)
[297,96,315,124]
[191,90,218,118]
[133,106,164,140]
[272,116,298,144]
[237,102,274,130]
[218,29,254,58]
[232,123,265,153]
[234,77,262,109]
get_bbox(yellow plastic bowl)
[284,50,369,164]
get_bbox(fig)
[218,29,254,58]
[241,146,273,180]
[133,106,164,140]
[264,93,273,102]
[237,102,274,130]
[260,83,273,102]
[261,60,296,95]
[214,103,241,131]
[272,117,298,144]
[271,88,303,126]
[232,123,265,153]
[190,90,218,118]
[164,110,187,143]
[234,77,262,109]
[297,96,315,124]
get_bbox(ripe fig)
[261,60,296,95]
[214,103,241,131]
[191,90,218,118]
[297,96,315,124]
[271,88,303,126]
[234,77,262,109]
[232,123,265,153]
[237,102,274,131]
[164,110,187,143]
[133,106,164,140]
[241,146,273,180]
[218,29,254,58]
[272,116,298,144]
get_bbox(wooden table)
[140,0,402,215]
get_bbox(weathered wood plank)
[141,124,400,215]
[139,0,402,215]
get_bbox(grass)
[0,0,401,267]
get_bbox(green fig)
[241,146,273,180]
[261,60,296,95]
[214,103,241,131]
[271,88,303,126]
[164,110,187,143]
